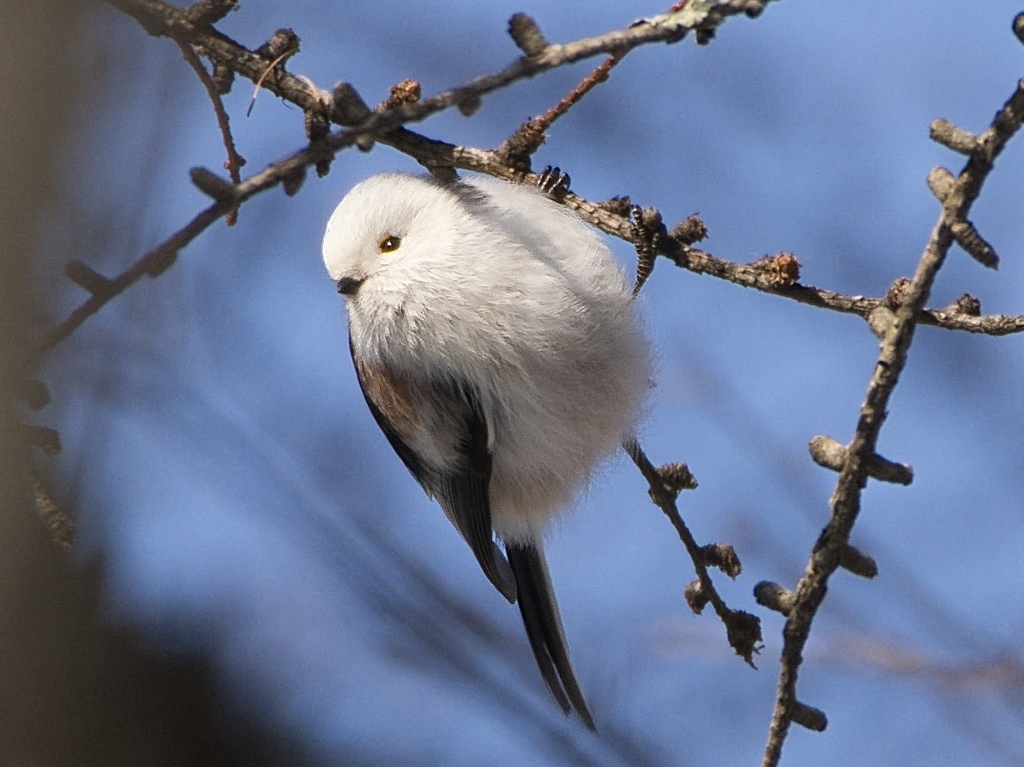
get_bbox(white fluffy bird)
[322,172,650,729]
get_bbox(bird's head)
[322,173,470,296]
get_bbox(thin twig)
[175,39,245,224]
[624,440,719,606]
[497,54,625,164]
[500,0,703,164]
[534,52,622,141]
[33,203,227,362]
[544,54,622,132]
[247,47,297,118]
[29,129,339,365]
[623,438,761,665]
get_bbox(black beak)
[336,276,363,295]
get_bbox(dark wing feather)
[349,341,428,486]
[506,542,596,730]
[350,334,516,602]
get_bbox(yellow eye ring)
[378,235,401,252]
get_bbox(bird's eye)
[378,235,401,253]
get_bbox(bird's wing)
[506,541,596,730]
[350,336,516,603]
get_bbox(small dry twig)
[176,40,245,224]
[247,28,301,117]
[623,438,762,666]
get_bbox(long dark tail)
[505,542,596,730]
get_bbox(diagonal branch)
[624,439,762,666]
[29,135,335,365]
[107,0,778,128]
[33,123,1024,366]
[760,75,1024,767]
[175,39,245,223]
[373,131,1024,336]
[33,0,780,368]
[37,0,1015,371]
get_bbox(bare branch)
[760,75,1024,767]
[107,0,778,128]
[499,53,624,165]
[32,203,225,364]
[32,0,777,365]
[175,39,245,223]
[35,0,1017,372]
[623,439,763,667]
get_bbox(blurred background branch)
[0,3,293,764]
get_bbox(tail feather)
[506,542,596,731]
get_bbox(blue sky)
[45,2,1024,764]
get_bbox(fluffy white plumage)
[322,172,650,729]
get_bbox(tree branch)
[623,439,762,666]
[106,0,777,126]
[34,0,781,361]
[175,39,245,223]
[760,75,1024,767]
[37,0,1019,370]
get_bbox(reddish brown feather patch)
[354,358,422,434]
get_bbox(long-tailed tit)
[322,172,650,729]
